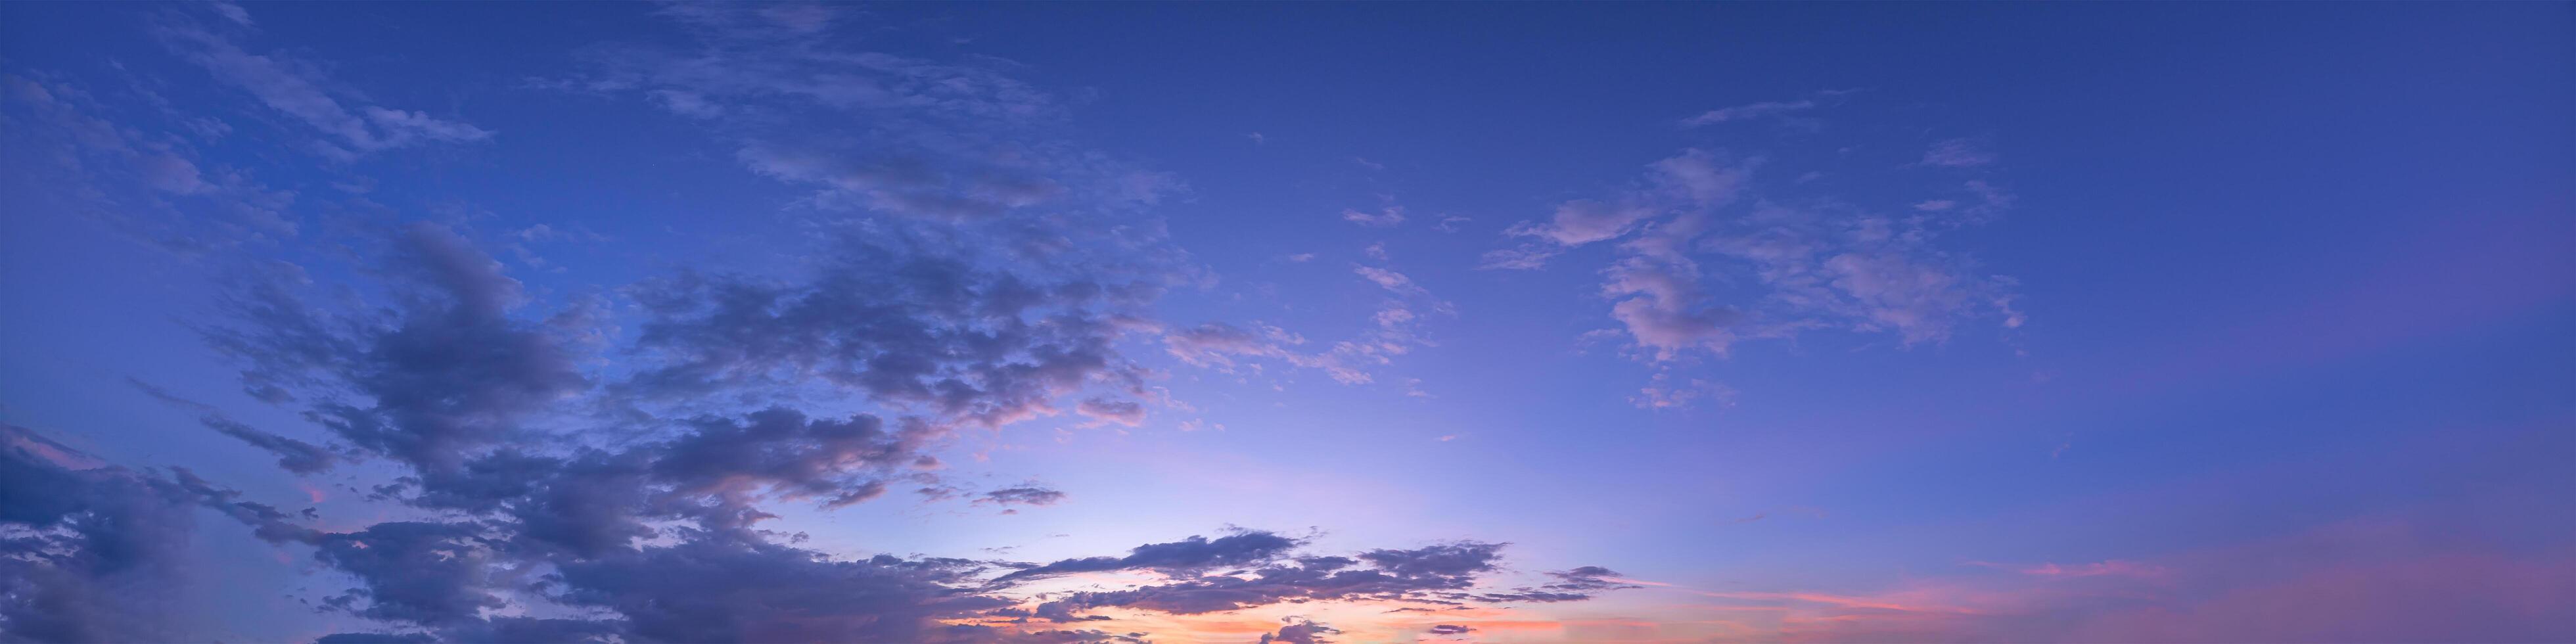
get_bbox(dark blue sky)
[2,3,2569,642]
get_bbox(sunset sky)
[2,3,2571,643]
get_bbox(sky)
[1,2,2571,643]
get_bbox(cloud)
[133,361,338,476]
[1595,208,1749,359]
[622,233,1161,429]
[1683,99,1818,126]
[0,423,206,642]
[204,222,587,473]
[1921,137,1996,168]
[125,377,219,413]
[1477,246,1561,271]
[199,416,337,474]
[1542,566,1644,591]
[311,521,510,626]
[1019,540,1639,622]
[1342,206,1406,227]
[166,217,1174,635]
[1498,149,1751,255]
[734,143,1072,221]
[7,7,1645,643]
[157,12,490,158]
[978,485,1068,508]
[1260,617,1340,644]
[2,73,300,256]
[1492,144,2017,365]
[1680,90,1860,127]
[1513,199,1659,246]
[650,408,934,513]
[1353,266,1425,295]
[561,3,1180,221]
[1164,321,1299,370]
[1075,398,1147,427]
[1631,374,1734,410]
[996,530,1301,583]
[553,539,1010,643]
[1160,275,1443,388]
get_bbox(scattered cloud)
[1487,137,2019,369]
[1342,205,1406,227]
[1684,99,1818,126]
[1921,137,1997,168]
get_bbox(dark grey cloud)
[1427,624,1475,635]
[124,377,219,413]
[1258,617,1339,644]
[1358,542,1504,582]
[311,521,511,627]
[204,222,587,474]
[651,407,929,513]
[314,617,623,644]
[996,530,1300,584]
[166,222,1187,641]
[364,405,938,557]
[1021,541,1595,620]
[925,626,1151,644]
[309,223,587,472]
[553,538,1009,643]
[312,632,440,644]
[1460,566,1639,605]
[0,423,197,642]
[623,233,1161,430]
[165,467,317,545]
[979,484,1068,508]
[200,415,336,474]
[1540,565,1641,592]
[127,377,340,474]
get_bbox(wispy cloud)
[1921,137,1997,168]
[158,11,490,160]
[1342,205,1406,227]
[1681,89,1860,127]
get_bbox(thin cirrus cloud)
[156,18,490,160]
[1679,89,1860,127]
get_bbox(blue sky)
[1,3,2570,643]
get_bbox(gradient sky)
[3,3,2571,643]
